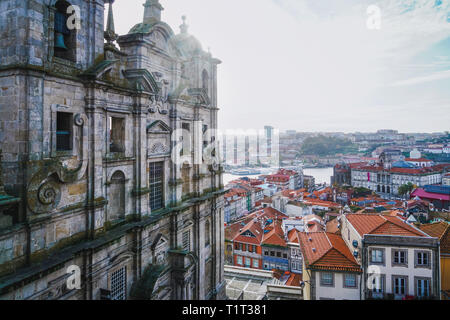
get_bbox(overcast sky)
[112,0,450,133]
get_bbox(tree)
[353,187,372,197]
[299,135,357,157]
[130,264,166,300]
[398,183,415,198]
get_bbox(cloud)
[112,0,450,132]
[390,69,450,86]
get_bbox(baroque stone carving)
[27,114,88,214]
[37,179,60,205]
[74,113,84,126]
[28,173,61,214]
[150,142,168,155]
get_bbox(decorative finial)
[180,15,188,34]
[104,0,118,44]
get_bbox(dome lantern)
[143,0,164,23]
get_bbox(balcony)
[366,291,438,300]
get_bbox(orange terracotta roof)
[286,273,302,287]
[419,222,450,254]
[261,206,289,219]
[405,158,432,162]
[226,207,288,245]
[225,214,258,240]
[280,189,304,199]
[355,164,449,175]
[233,219,264,245]
[288,229,300,243]
[303,199,341,208]
[298,232,361,273]
[266,174,290,183]
[346,214,427,237]
[306,221,325,233]
[262,224,287,247]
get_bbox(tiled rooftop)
[419,222,450,254]
[346,214,427,237]
[298,232,361,273]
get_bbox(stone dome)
[128,18,172,35]
[170,32,203,57]
[169,16,203,57]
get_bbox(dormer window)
[54,1,77,62]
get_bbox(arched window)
[54,1,77,62]
[108,171,126,221]
[387,186,391,194]
[205,220,211,247]
[202,69,209,93]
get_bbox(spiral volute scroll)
[28,174,61,214]
[74,113,84,126]
[37,179,60,205]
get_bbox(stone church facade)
[0,0,226,300]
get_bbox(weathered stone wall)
[0,0,32,66]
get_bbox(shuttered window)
[182,230,190,252]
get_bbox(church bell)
[54,32,68,50]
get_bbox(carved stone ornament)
[37,178,60,205]
[28,173,62,214]
[27,113,88,214]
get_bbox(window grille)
[111,267,127,300]
[149,162,164,211]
